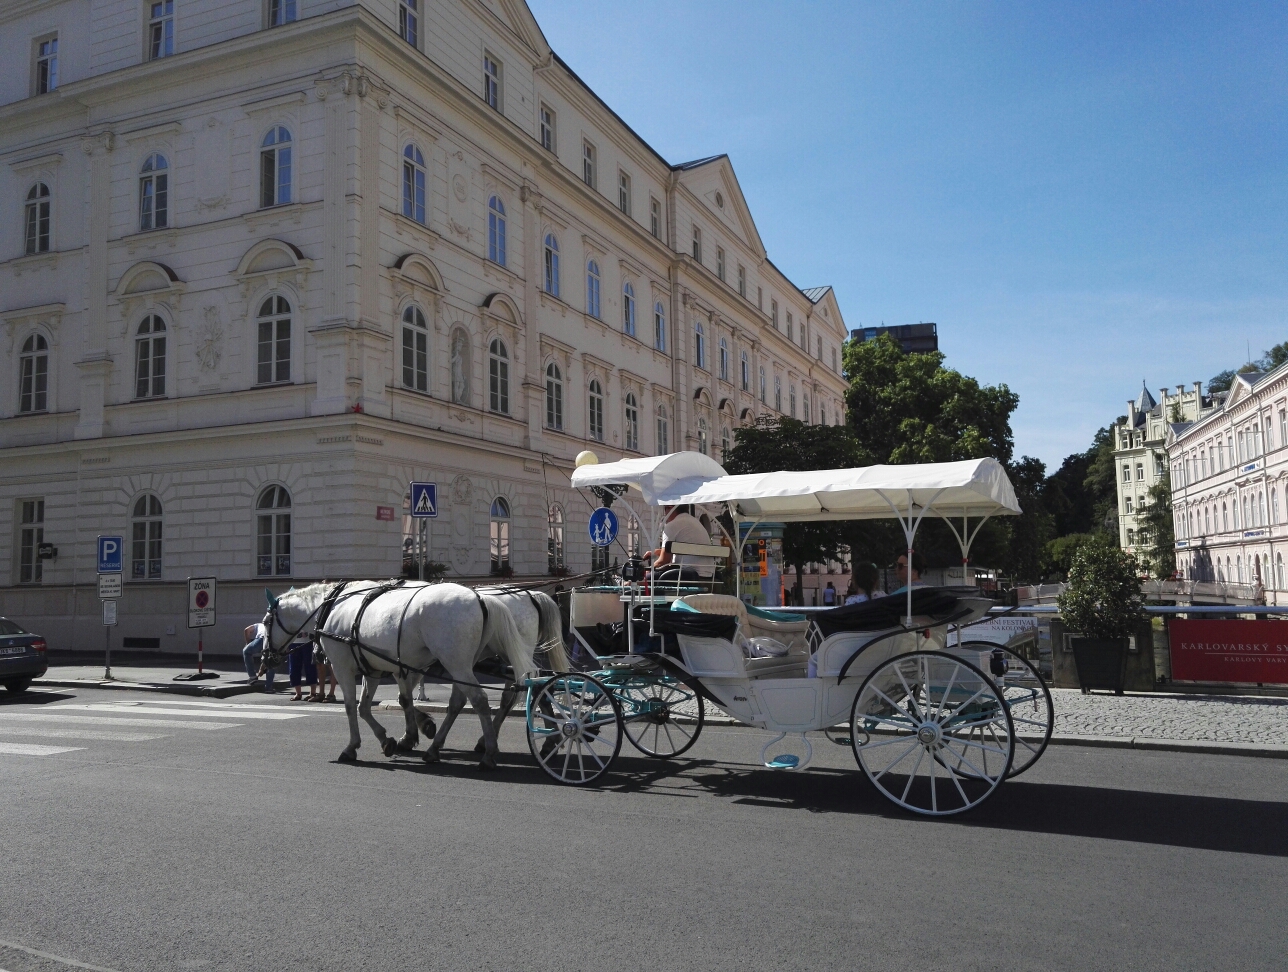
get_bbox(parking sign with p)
[97,535,123,574]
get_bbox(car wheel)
[4,678,32,694]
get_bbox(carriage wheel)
[955,642,1053,778]
[526,673,623,785]
[618,678,704,759]
[850,651,1014,816]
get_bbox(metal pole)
[105,626,111,680]
[198,630,204,674]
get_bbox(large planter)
[1070,637,1128,694]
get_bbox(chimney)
[1193,381,1202,398]
[1127,400,1138,428]
[1176,385,1185,397]
[1159,388,1168,406]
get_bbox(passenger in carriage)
[644,504,716,584]
[844,562,883,605]
[889,550,926,595]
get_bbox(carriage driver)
[643,505,717,584]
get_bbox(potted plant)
[1056,536,1143,694]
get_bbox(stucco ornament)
[450,330,470,403]
[196,306,224,371]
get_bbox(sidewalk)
[33,663,1288,759]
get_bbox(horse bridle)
[261,585,342,667]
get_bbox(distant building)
[1168,364,1288,603]
[850,323,938,354]
[1112,381,1215,558]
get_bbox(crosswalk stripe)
[0,726,168,742]
[0,742,85,756]
[102,698,347,713]
[46,704,309,721]
[0,713,235,730]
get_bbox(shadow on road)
[348,745,1288,858]
[0,689,74,707]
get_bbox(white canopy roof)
[569,452,728,506]
[654,458,1021,522]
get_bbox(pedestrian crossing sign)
[410,482,438,518]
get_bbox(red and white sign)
[1168,619,1288,685]
[375,506,396,521]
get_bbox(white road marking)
[46,704,309,721]
[0,726,168,742]
[83,698,341,713]
[0,742,85,756]
[0,713,235,730]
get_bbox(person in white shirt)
[645,505,716,582]
[242,622,277,693]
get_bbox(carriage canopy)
[569,452,727,506]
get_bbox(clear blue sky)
[526,0,1288,471]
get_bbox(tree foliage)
[1056,534,1143,640]
[1044,533,1096,578]
[1208,340,1288,393]
[1137,473,1176,580]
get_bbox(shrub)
[1056,535,1143,639]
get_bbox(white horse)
[262,581,534,769]
[428,586,569,755]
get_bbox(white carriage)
[524,453,1053,816]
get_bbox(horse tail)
[532,591,571,672]
[479,594,537,682]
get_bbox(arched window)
[131,494,163,580]
[489,496,510,573]
[260,127,292,207]
[1260,491,1268,526]
[694,321,705,370]
[543,233,560,297]
[774,375,782,412]
[24,183,51,254]
[586,260,601,318]
[545,362,563,431]
[588,379,604,442]
[1278,553,1285,590]
[1222,501,1229,532]
[654,302,666,352]
[488,196,506,265]
[256,485,292,576]
[720,424,731,459]
[18,334,48,414]
[622,282,636,336]
[134,315,166,399]
[697,416,709,456]
[403,145,426,223]
[547,504,564,573]
[719,338,729,381]
[657,404,669,454]
[1274,488,1281,525]
[624,392,639,451]
[401,305,428,392]
[139,154,168,230]
[740,350,749,391]
[1238,555,1244,584]
[256,296,291,385]
[759,366,766,403]
[627,515,641,558]
[488,338,509,414]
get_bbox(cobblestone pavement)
[1051,688,1288,746]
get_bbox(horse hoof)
[395,738,417,753]
[423,718,437,739]
[338,750,357,763]
[477,757,498,772]
[381,738,397,758]
[421,749,440,764]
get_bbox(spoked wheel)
[617,678,704,759]
[955,642,1054,778]
[850,651,1014,816]
[526,673,623,785]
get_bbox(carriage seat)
[679,595,808,679]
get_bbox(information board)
[187,577,217,629]
[1168,619,1288,685]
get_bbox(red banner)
[1168,619,1288,684]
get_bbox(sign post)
[179,577,218,680]
[409,482,438,581]
[97,535,122,679]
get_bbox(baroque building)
[1168,364,1288,604]
[0,0,849,651]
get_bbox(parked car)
[0,617,47,693]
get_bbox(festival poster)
[1168,619,1288,685]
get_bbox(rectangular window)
[692,226,701,262]
[483,52,500,110]
[786,312,793,341]
[148,1,174,60]
[757,286,762,310]
[737,265,746,298]
[650,197,660,238]
[539,104,555,152]
[267,0,296,27]
[1136,462,1144,481]
[34,35,58,94]
[139,167,168,230]
[582,141,595,188]
[402,328,427,392]
[19,347,48,414]
[399,0,418,48]
[716,247,725,281]
[18,499,44,584]
[617,170,631,216]
[771,299,778,329]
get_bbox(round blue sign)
[588,507,619,547]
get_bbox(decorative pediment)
[113,262,185,325]
[539,332,575,371]
[235,239,312,299]
[481,291,522,338]
[3,302,65,355]
[392,253,445,320]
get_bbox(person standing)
[242,622,277,693]
[287,640,317,701]
[313,645,337,703]
[822,581,837,606]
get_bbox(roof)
[569,452,728,505]
[673,154,728,171]
[1136,381,1157,413]
[655,458,1022,522]
[801,286,832,304]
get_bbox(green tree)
[998,455,1053,582]
[1044,533,1095,578]
[723,417,869,601]
[1137,472,1176,579]
[1056,534,1143,640]
[1081,425,1120,534]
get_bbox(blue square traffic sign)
[410,482,437,518]
[97,535,123,573]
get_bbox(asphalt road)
[2,685,1286,972]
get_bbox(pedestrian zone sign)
[410,482,438,518]
[97,535,123,574]
[187,577,217,629]
[588,507,618,547]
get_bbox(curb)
[1044,733,1288,759]
[34,676,256,700]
